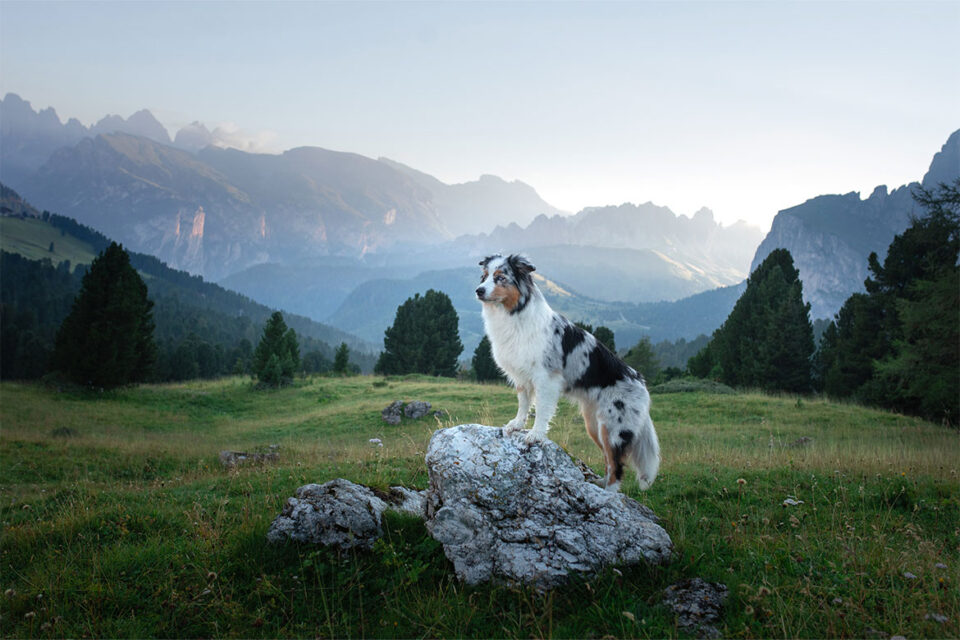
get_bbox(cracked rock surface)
[424,424,672,589]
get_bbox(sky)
[1,1,958,231]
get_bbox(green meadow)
[1,376,957,638]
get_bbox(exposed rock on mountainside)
[16,134,451,280]
[750,129,959,319]
[424,424,671,589]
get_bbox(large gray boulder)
[424,424,672,589]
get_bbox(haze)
[1,0,957,230]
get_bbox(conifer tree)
[472,335,503,382]
[376,290,462,376]
[52,242,156,388]
[688,248,814,392]
[253,311,299,386]
[333,342,350,375]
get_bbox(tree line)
[0,245,356,386]
[684,180,958,425]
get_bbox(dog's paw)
[524,430,546,445]
[503,419,525,434]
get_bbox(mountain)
[0,183,379,370]
[325,264,746,355]
[379,157,564,236]
[15,133,453,280]
[750,129,960,319]
[447,203,763,302]
[0,93,171,187]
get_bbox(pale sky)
[1,1,957,231]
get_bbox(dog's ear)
[508,254,536,277]
[479,254,500,268]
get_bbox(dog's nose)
[475,287,485,300]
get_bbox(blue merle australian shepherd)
[476,254,660,492]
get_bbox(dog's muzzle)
[475,287,486,301]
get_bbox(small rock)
[662,577,729,639]
[935,562,947,569]
[404,401,432,419]
[219,450,279,468]
[903,571,917,580]
[267,479,389,550]
[782,497,804,506]
[381,401,403,425]
[267,480,427,549]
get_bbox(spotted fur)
[476,254,660,491]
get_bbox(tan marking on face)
[493,281,520,311]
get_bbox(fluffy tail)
[629,414,660,490]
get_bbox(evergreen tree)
[816,180,960,422]
[376,290,462,376]
[51,242,156,388]
[253,311,300,386]
[472,335,503,382]
[593,326,616,353]
[333,342,350,375]
[689,249,814,393]
[623,336,661,381]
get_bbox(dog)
[475,253,660,492]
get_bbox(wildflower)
[369,438,384,447]
[903,571,918,580]
[935,563,947,569]
[737,478,747,486]
[783,497,804,506]
[622,611,636,622]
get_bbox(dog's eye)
[494,275,507,285]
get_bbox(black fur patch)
[561,324,586,368]
[574,343,638,389]
[619,430,634,446]
[613,400,625,412]
[505,255,536,315]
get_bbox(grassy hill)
[0,216,96,270]
[1,377,956,638]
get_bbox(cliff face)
[750,130,959,319]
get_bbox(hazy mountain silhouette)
[751,129,959,319]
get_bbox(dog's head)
[475,254,537,314]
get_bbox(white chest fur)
[481,297,554,386]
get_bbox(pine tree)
[472,335,503,382]
[52,242,156,388]
[333,342,350,375]
[815,180,960,421]
[253,311,299,386]
[376,290,462,376]
[623,336,661,381]
[688,249,814,392]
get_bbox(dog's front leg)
[503,386,532,434]
[525,375,562,444]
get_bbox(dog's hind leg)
[581,400,602,451]
[598,422,621,491]
[503,386,532,434]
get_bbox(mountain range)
[3,92,956,356]
[750,129,959,319]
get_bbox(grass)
[1,375,957,638]
[0,216,97,271]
